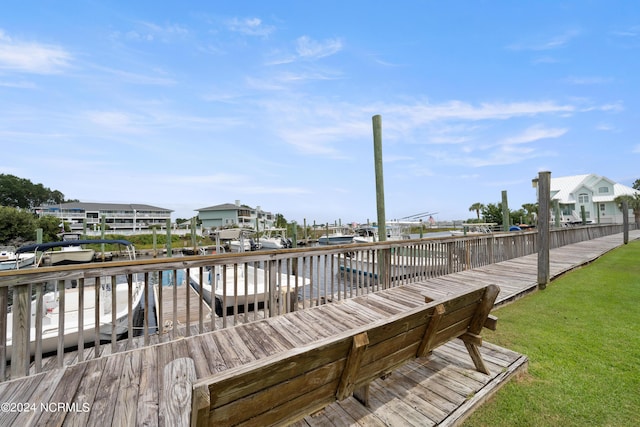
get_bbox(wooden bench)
[191,284,500,426]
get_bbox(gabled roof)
[196,203,245,212]
[551,174,639,204]
[38,202,172,212]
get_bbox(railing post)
[537,171,551,289]
[11,283,31,378]
[622,200,629,244]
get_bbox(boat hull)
[318,236,355,245]
[188,266,307,316]
[5,280,144,360]
[47,249,96,265]
[0,253,36,270]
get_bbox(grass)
[463,240,640,427]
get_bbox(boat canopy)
[16,239,134,254]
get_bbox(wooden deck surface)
[1,231,637,426]
[153,283,213,333]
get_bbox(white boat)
[45,233,95,265]
[0,247,36,270]
[187,264,308,316]
[16,237,135,267]
[318,227,355,245]
[5,277,145,360]
[259,228,292,250]
[211,228,261,252]
[7,239,143,359]
[450,223,497,237]
[353,226,377,243]
[352,222,413,243]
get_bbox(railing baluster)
[127,274,133,346]
[34,283,44,370]
[0,286,7,380]
[144,272,150,344]
[111,276,117,352]
[77,279,84,362]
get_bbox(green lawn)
[463,240,640,427]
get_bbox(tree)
[0,206,36,244]
[468,203,485,221]
[521,203,538,224]
[633,179,640,190]
[481,203,504,225]
[0,174,69,209]
[37,215,65,242]
[614,194,640,225]
[275,213,287,229]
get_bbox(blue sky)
[1,1,638,224]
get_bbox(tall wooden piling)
[372,115,389,288]
[501,191,510,231]
[537,171,551,289]
[372,115,386,241]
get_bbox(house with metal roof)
[550,174,638,224]
[196,200,275,230]
[34,202,173,234]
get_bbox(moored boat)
[6,239,143,359]
[259,228,292,250]
[5,277,145,360]
[317,227,355,245]
[187,263,308,316]
[0,246,36,270]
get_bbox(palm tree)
[468,203,485,221]
[614,194,640,226]
[521,203,538,224]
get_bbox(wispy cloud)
[385,100,576,123]
[612,25,640,38]
[0,79,36,89]
[0,29,72,74]
[501,125,567,145]
[111,21,189,43]
[85,111,145,133]
[296,36,343,59]
[566,76,613,85]
[507,29,581,51]
[226,17,275,37]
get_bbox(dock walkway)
[0,231,636,426]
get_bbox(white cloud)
[385,100,576,123]
[566,76,613,85]
[226,17,274,37]
[501,125,567,145]
[507,29,581,51]
[296,36,343,59]
[0,29,72,74]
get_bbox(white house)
[550,174,638,224]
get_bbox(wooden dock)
[153,283,212,334]
[1,230,637,426]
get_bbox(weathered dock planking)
[154,283,213,336]
[406,231,640,306]
[0,230,636,426]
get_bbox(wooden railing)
[0,224,629,381]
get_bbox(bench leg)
[463,341,490,375]
[353,383,370,407]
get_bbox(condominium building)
[34,202,173,233]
